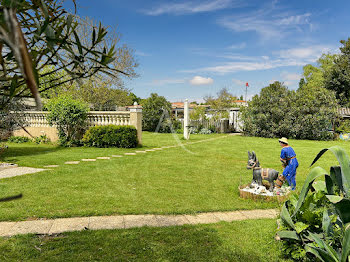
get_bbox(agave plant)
[277,146,350,262]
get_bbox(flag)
[246,82,249,87]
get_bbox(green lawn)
[0,132,348,221]
[0,218,291,261]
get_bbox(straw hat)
[278,137,289,144]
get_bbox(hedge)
[82,125,138,148]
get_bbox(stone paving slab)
[9,220,53,236]
[64,161,80,165]
[43,165,59,168]
[0,167,47,179]
[145,149,155,152]
[0,222,17,237]
[111,155,123,158]
[239,209,277,219]
[124,153,136,155]
[135,151,147,153]
[155,215,190,226]
[81,159,96,162]
[0,209,279,237]
[96,157,111,160]
[124,215,158,228]
[89,216,124,230]
[49,217,89,234]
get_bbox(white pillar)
[184,99,189,140]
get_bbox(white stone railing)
[18,111,131,127]
[87,111,130,126]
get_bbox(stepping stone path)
[0,209,278,237]
[81,159,96,162]
[65,161,80,165]
[96,157,111,160]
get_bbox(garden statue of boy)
[279,137,298,190]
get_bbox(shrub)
[33,135,51,144]
[45,95,89,146]
[8,136,31,143]
[241,81,338,140]
[277,146,350,261]
[198,128,212,134]
[82,125,138,148]
[142,93,172,132]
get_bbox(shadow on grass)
[0,144,65,163]
[0,225,275,261]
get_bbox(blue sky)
[64,0,350,102]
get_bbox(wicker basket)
[239,183,290,202]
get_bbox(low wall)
[13,107,143,143]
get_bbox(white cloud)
[182,45,335,74]
[189,76,214,85]
[278,46,332,61]
[142,0,241,16]
[280,72,301,81]
[227,42,246,49]
[217,2,313,40]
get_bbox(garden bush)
[7,136,31,143]
[277,146,350,261]
[33,135,51,144]
[142,93,172,132]
[45,95,89,146]
[241,81,338,140]
[82,125,138,148]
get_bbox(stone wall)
[13,105,143,144]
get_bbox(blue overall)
[280,146,298,190]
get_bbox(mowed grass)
[0,132,349,221]
[0,219,291,262]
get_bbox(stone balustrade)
[12,106,143,143]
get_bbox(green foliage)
[204,88,237,109]
[190,106,207,120]
[0,1,131,110]
[335,120,350,134]
[8,136,31,143]
[277,147,350,261]
[158,118,182,133]
[82,125,138,148]
[300,54,337,90]
[325,38,350,106]
[45,95,89,146]
[33,135,50,144]
[142,93,172,132]
[241,81,338,140]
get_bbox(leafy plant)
[45,95,89,146]
[198,128,212,134]
[82,125,138,148]
[8,136,31,143]
[142,93,172,132]
[277,146,350,261]
[33,135,51,144]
